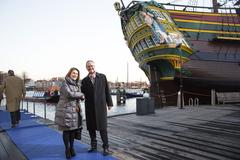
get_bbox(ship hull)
[151,77,240,107]
[150,58,240,106]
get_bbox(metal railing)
[21,98,56,120]
[188,97,199,107]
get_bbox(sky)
[0,0,212,82]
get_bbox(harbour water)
[0,96,137,121]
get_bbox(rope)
[151,92,178,98]
[183,90,211,97]
[151,90,211,98]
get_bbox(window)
[137,43,143,52]
[135,15,143,26]
[145,37,154,47]
[152,34,160,45]
[151,9,165,20]
[131,19,137,30]
[140,40,148,49]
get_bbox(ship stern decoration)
[114,0,193,81]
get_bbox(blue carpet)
[0,110,118,160]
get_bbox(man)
[81,60,113,156]
[4,70,26,128]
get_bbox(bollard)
[177,91,184,108]
[211,89,216,106]
[116,88,126,105]
[177,91,181,108]
[136,97,155,115]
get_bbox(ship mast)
[120,0,125,9]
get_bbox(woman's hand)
[76,106,80,113]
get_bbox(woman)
[55,67,84,159]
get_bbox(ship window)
[151,9,165,20]
[151,34,160,45]
[145,37,154,47]
[140,40,148,49]
[128,23,133,35]
[131,20,137,30]
[125,26,130,37]
[133,46,139,56]
[137,43,143,52]
[135,15,142,26]
[124,29,129,38]
[134,45,139,54]
[132,47,136,56]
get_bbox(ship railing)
[161,3,238,14]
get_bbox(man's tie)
[89,74,95,84]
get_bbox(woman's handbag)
[75,112,82,140]
[75,127,82,140]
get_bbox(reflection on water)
[20,95,136,121]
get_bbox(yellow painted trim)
[174,18,240,27]
[217,36,240,40]
[128,24,148,45]
[168,10,238,17]
[181,45,193,54]
[160,77,174,80]
[139,54,189,66]
[130,32,152,48]
[135,45,193,60]
[179,28,240,35]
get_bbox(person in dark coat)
[3,70,26,128]
[55,67,84,159]
[81,60,113,156]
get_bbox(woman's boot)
[70,147,76,157]
[65,148,71,159]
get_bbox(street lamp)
[177,43,184,109]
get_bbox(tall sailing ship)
[114,0,240,106]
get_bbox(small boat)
[45,90,59,103]
[115,88,144,98]
[25,90,59,103]
[125,92,143,98]
[125,89,144,98]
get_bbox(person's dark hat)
[8,70,14,76]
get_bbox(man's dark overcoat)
[81,72,113,131]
